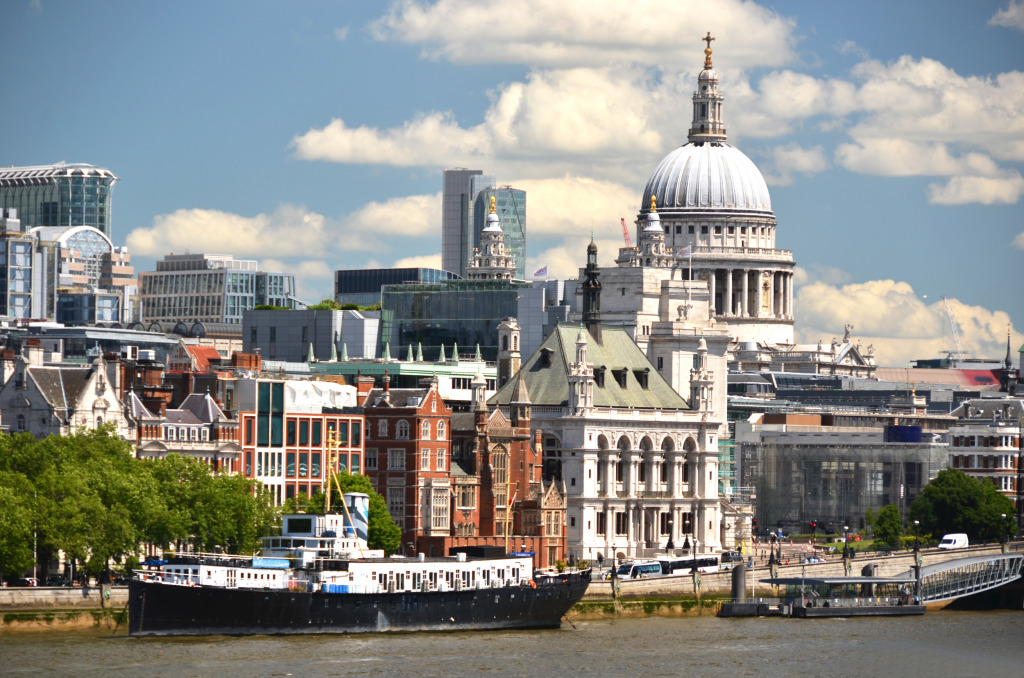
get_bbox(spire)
[452,342,460,365]
[438,343,446,362]
[475,343,483,361]
[688,32,727,145]
[330,340,338,362]
[406,344,414,362]
[307,342,315,363]
[382,342,391,361]
[1006,325,1014,369]
[341,342,349,361]
[416,342,424,362]
[582,239,602,343]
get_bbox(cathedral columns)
[767,270,775,318]
[724,269,733,317]
[707,269,716,315]
[741,269,749,317]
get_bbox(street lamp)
[913,520,920,553]
[1001,513,1009,550]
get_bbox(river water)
[2,611,1022,677]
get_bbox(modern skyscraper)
[441,168,487,277]
[0,162,119,237]
[442,169,527,279]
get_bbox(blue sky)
[4,0,1023,366]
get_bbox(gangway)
[901,553,1023,604]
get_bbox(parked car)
[938,533,969,549]
[12,577,38,587]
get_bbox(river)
[2,611,1022,677]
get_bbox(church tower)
[581,240,602,343]
[688,32,727,145]
[497,317,521,388]
[467,196,518,280]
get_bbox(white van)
[937,533,969,549]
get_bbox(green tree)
[329,470,402,555]
[0,476,35,579]
[873,504,904,548]
[307,298,343,310]
[909,468,1015,541]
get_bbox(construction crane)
[620,218,632,247]
[942,296,967,361]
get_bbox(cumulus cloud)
[368,0,798,69]
[527,238,624,281]
[794,276,1021,367]
[392,253,443,269]
[342,192,441,237]
[510,175,637,237]
[926,171,1024,205]
[260,258,335,303]
[990,0,1024,29]
[762,144,828,185]
[1015,231,1024,249]
[126,205,340,258]
[835,139,1002,177]
[333,26,350,41]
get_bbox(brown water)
[2,611,1022,677]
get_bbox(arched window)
[437,421,446,441]
[396,420,409,439]
[421,420,431,440]
[378,420,388,438]
[503,336,509,351]
[16,414,25,431]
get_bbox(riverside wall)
[581,544,1009,600]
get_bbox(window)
[457,485,476,509]
[436,449,446,471]
[287,452,296,476]
[388,449,405,470]
[299,453,308,477]
[615,511,628,536]
[387,488,405,520]
[396,420,410,439]
[366,449,378,470]
[431,488,449,530]
[422,448,430,471]
[421,420,431,440]
[431,398,437,413]
[437,421,446,441]
[312,421,322,446]
[596,512,607,535]
[378,420,388,438]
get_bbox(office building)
[441,168,488,277]
[139,253,296,326]
[243,308,380,362]
[334,267,459,308]
[472,186,526,280]
[0,162,118,237]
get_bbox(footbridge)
[907,552,1024,604]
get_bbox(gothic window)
[422,448,430,470]
[378,419,388,438]
[437,421,446,440]
[421,420,431,440]
[16,414,25,431]
[436,449,445,471]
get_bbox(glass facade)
[0,237,34,318]
[0,164,118,237]
[473,187,527,280]
[335,267,461,307]
[380,279,529,361]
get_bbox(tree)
[909,468,1015,541]
[328,470,402,555]
[873,504,904,548]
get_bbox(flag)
[675,246,691,260]
[532,264,548,277]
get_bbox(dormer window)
[540,348,553,368]
[595,367,606,387]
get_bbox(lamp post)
[666,517,674,554]
[842,525,851,575]
[1001,513,1009,553]
[913,519,920,554]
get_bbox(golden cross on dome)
[702,32,715,68]
[702,32,715,50]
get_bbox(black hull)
[128,572,591,636]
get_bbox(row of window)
[950,434,1019,448]
[595,511,695,536]
[163,426,210,442]
[950,454,1018,471]
[364,448,448,472]
[374,418,446,441]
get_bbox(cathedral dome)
[642,142,772,215]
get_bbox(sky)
[4,0,1023,368]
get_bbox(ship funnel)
[344,492,370,541]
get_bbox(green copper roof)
[490,324,691,411]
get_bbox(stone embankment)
[0,586,128,634]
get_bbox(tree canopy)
[872,504,904,548]
[909,468,1015,542]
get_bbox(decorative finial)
[702,31,715,68]
[650,195,657,212]
[490,195,497,213]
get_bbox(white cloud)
[343,192,441,237]
[392,253,443,269]
[835,139,1001,177]
[527,238,624,281]
[763,144,828,185]
[926,171,1024,205]
[510,175,637,237]
[990,0,1024,30]
[837,40,869,60]
[260,259,335,303]
[333,26,350,41]
[1014,231,1024,249]
[794,276,1021,367]
[126,205,339,258]
[368,0,798,69]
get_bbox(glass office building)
[0,163,118,237]
[380,279,530,361]
[334,267,461,308]
[473,187,526,280]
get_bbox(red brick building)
[360,375,453,554]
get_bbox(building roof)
[0,162,118,185]
[29,365,94,412]
[363,387,430,409]
[178,391,231,423]
[181,344,222,372]
[489,324,690,410]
